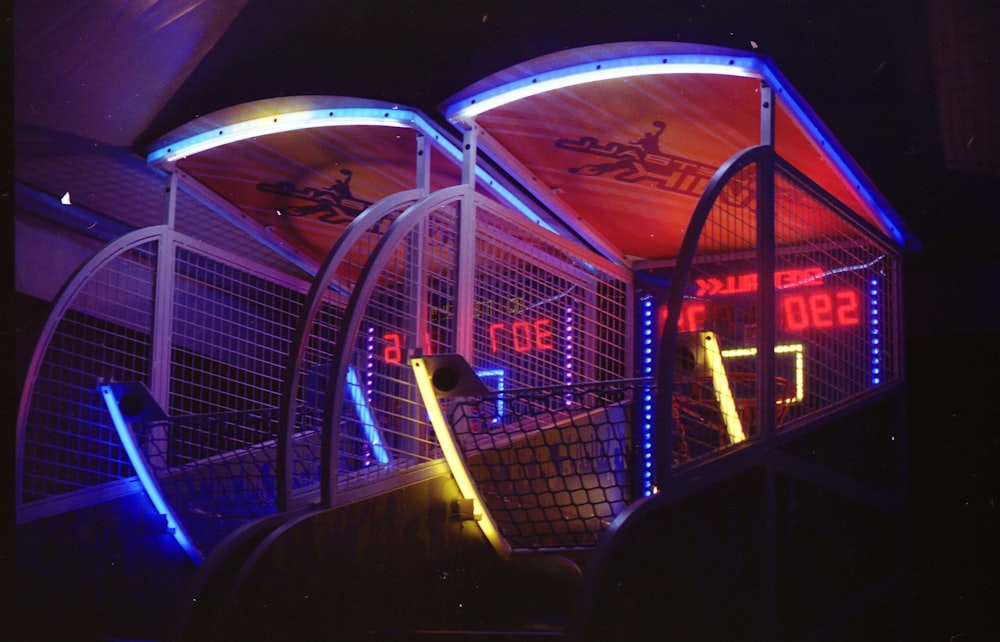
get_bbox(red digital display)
[781,289,859,331]
[380,317,557,364]
[675,288,860,333]
[489,318,554,353]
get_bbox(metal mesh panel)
[19,242,157,506]
[131,408,282,551]
[662,159,899,467]
[291,222,390,493]
[293,297,340,493]
[336,207,458,480]
[772,165,898,426]
[445,380,637,550]
[672,163,760,463]
[154,241,347,541]
[471,206,630,397]
[168,246,302,462]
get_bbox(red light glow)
[666,288,861,335]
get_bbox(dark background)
[10,0,1000,638]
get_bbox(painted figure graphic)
[556,121,719,199]
[257,168,372,224]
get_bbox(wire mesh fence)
[132,407,283,551]
[651,155,900,469]
[18,240,158,508]
[443,379,641,551]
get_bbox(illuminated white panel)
[448,55,762,120]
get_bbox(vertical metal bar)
[758,82,778,641]
[415,133,431,193]
[455,128,478,358]
[405,135,429,456]
[164,170,178,230]
[657,146,770,489]
[757,83,777,441]
[149,172,179,467]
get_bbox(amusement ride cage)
[16,43,905,639]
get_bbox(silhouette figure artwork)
[555,121,721,199]
[257,168,373,224]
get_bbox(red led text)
[489,318,554,353]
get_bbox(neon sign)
[380,317,558,364]
[676,288,861,333]
[489,318,554,353]
[782,290,859,330]
[670,264,863,335]
[694,267,825,297]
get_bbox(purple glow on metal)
[565,305,574,405]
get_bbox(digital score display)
[380,317,557,364]
[678,289,860,333]
[675,267,863,334]
[379,296,560,365]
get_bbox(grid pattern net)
[127,243,313,542]
[666,160,899,467]
[19,243,157,506]
[336,207,459,483]
[291,206,414,493]
[671,163,760,464]
[772,165,897,426]
[133,409,282,551]
[445,380,637,550]
[471,206,630,404]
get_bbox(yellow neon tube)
[410,358,511,558]
[700,332,745,444]
[721,343,805,405]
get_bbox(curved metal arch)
[16,224,171,516]
[276,188,426,510]
[318,185,469,507]
[654,145,774,483]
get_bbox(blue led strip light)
[869,277,881,385]
[99,385,202,563]
[346,365,391,465]
[147,106,556,233]
[564,304,575,406]
[475,369,506,423]
[640,296,656,497]
[445,51,904,246]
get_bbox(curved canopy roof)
[147,96,556,266]
[442,42,905,262]
[144,44,904,269]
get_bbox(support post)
[758,79,778,642]
[149,173,178,468]
[455,128,479,358]
[757,83,777,441]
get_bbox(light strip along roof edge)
[145,95,560,233]
[147,96,428,166]
[441,41,909,248]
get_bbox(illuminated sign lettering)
[782,290,859,331]
[694,267,825,297]
[674,287,860,334]
[381,317,557,364]
[489,318,554,353]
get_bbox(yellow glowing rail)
[721,343,805,405]
[410,357,511,559]
[700,332,745,443]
